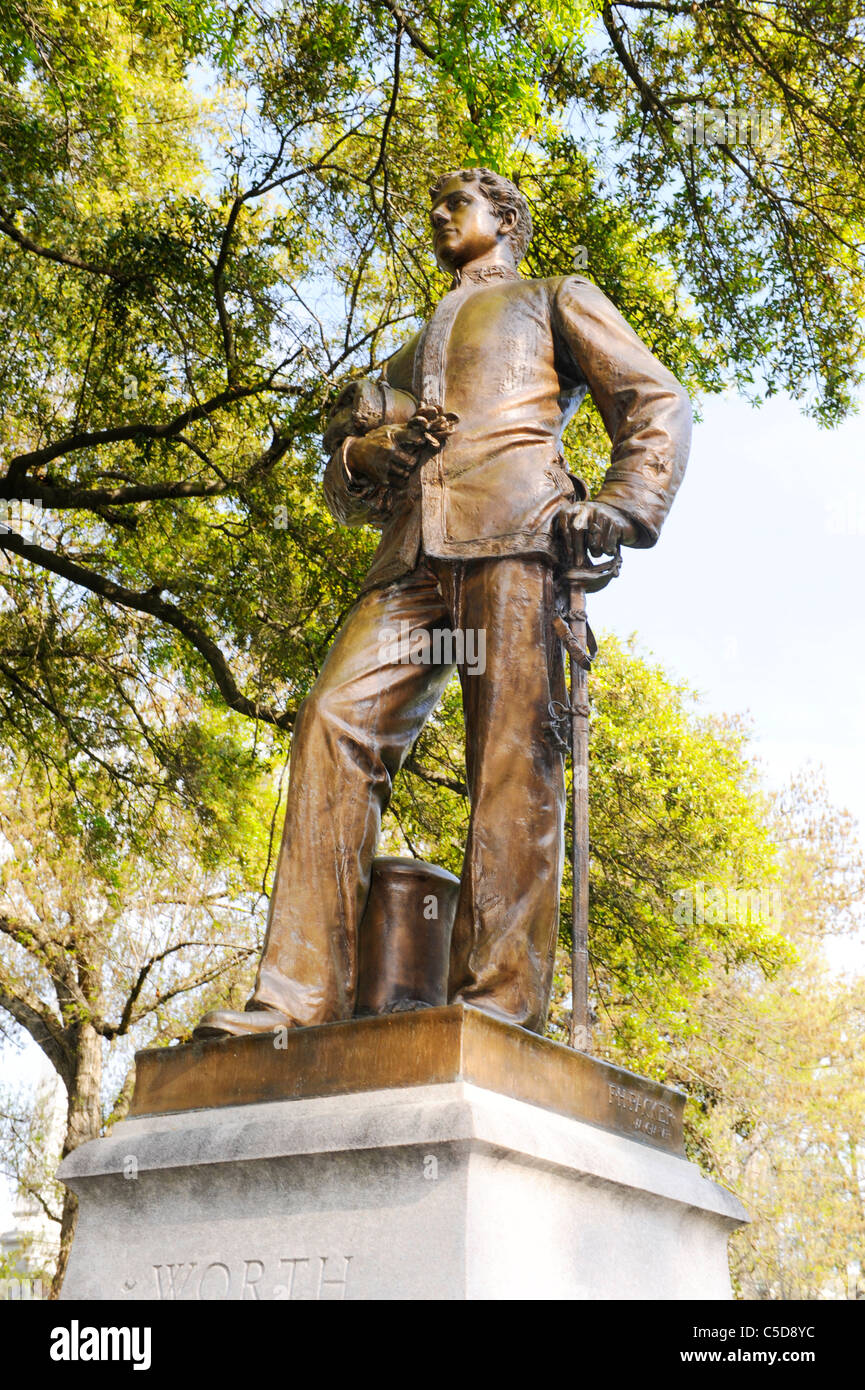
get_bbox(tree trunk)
[50,1020,102,1299]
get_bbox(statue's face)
[429,175,510,270]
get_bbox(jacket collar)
[449,263,521,290]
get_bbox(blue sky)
[594,388,865,852]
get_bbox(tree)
[0,1067,66,1286]
[0,714,274,1294]
[711,962,865,1300]
[683,773,865,1298]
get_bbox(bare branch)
[104,1065,136,1131]
[112,939,247,1036]
[368,23,403,186]
[0,971,70,1085]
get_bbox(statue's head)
[428,167,532,271]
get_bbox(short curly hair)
[429,167,532,264]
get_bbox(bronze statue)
[195,168,691,1041]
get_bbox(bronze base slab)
[130,1005,685,1156]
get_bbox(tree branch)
[0,209,127,282]
[0,528,296,729]
[5,425,292,512]
[0,973,70,1085]
[112,939,246,1037]
[0,912,80,997]
[4,379,294,483]
[376,0,437,59]
[104,1064,136,1131]
[368,22,403,186]
[403,754,467,797]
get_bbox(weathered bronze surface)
[136,1005,685,1156]
[355,856,459,1015]
[194,168,691,1044]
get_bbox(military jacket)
[323,268,691,591]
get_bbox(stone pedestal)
[58,1006,746,1301]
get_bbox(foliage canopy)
[1,1,863,822]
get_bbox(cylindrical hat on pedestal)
[355,856,460,1016]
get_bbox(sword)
[553,525,622,1052]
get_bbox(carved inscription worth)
[607,1083,675,1141]
[151,1255,352,1301]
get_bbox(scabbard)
[567,577,591,1051]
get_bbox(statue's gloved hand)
[345,424,423,488]
[557,499,638,561]
[345,405,459,490]
[404,404,459,451]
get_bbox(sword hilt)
[561,543,623,593]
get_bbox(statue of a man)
[196,168,691,1040]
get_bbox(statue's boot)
[193,1002,293,1040]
